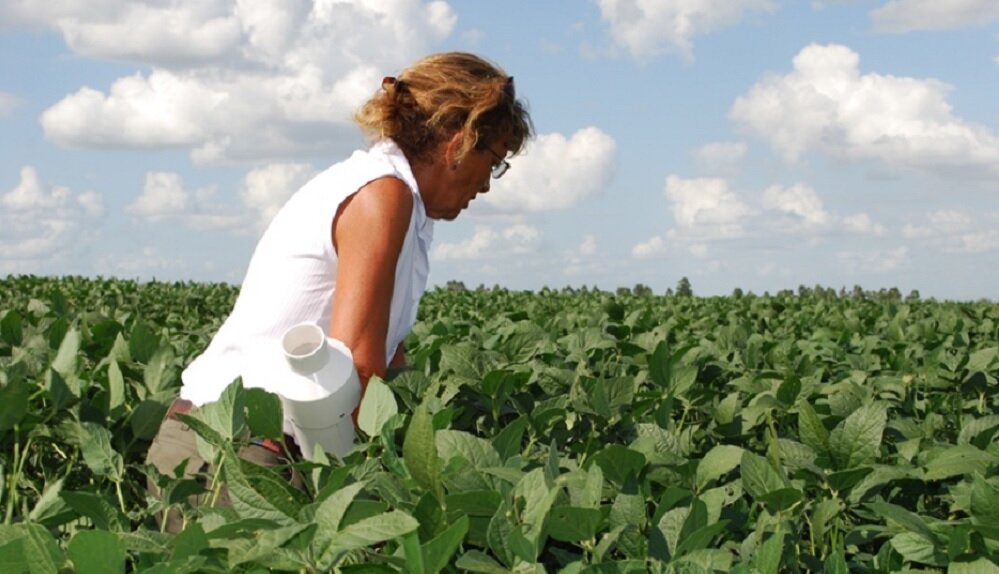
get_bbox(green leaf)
[515,468,559,549]
[79,422,124,481]
[753,528,785,574]
[969,475,999,529]
[828,402,887,470]
[924,445,998,481]
[868,501,939,543]
[68,530,125,574]
[491,415,528,462]
[405,403,443,501]
[51,326,80,377]
[436,429,503,469]
[455,550,509,574]
[758,487,803,513]
[325,510,419,555]
[696,444,744,491]
[563,464,603,509]
[171,522,208,560]
[824,549,848,574]
[245,388,284,441]
[357,376,398,437]
[797,401,830,456]
[1,310,23,346]
[590,444,647,485]
[967,346,998,374]
[652,505,687,560]
[810,498,841,546]
[0,377,30,432]
[740,451,787,501]
[647,341,671,387]
[107,360,125,416]
[445,490,502,518]
[220,445,294,523]
[143,346,177,395]
[310,481,365,557]
[957,415,999,446]
[60,491,126,531]
[547,506,603,542]
[129,321,160,364]
[486,498,517,567]
[130,400,169,440]
[194,378,246,443]
[948,558,999,574]
[826,467,873,492]
[0,523,64,574]
[422,515,469,574]
[28,479,67,525]
[890,532,947,567]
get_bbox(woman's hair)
[354,52,533,162]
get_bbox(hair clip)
[382,76,396,90]
[504,76,515,98]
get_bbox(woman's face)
[426,140,510,221]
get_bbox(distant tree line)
[443,277,926,302]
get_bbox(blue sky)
[1,0,997,300]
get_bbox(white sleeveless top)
[179,139,435,406]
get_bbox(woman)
[146,52,532,525]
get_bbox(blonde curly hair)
[355,52,533,162]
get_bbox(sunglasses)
[485,147,510,179]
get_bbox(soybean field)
[1,276,997,573]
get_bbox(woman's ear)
[444,132,463,169]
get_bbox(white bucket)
[278,322,361,459]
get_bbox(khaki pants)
[145,401,300,532]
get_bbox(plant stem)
[3,425,20,525]
[115,480,126,514]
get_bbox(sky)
[1,0,997,301]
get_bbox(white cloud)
[762,183,831,227]
[871,0,999,32]
[632,235,667,258]
[841,213,886,236]
[730,43,999,174]
[901,209,997,253]
[127,172,189,219]
[652,175,887,251]
[689,243,709,258]
[563,234,600,277]
[0,92,21,118]
[502,224,541,254]
[595,0,776,60]
[42,72,223,149]
[94,247,185,278]
[241,162,317,230]
[0,166,104,264]
[837,246,908,273]
[33,0,457,162]
[480,127,616,214]
[953,231,999,253]
[694,141,746,174]
[433,224,541,261]
[126,164,319,233]
[127,172,243,231]
[665,175,749,237]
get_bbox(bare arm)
[328,177,413,393]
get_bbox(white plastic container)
[278,322,361,459]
